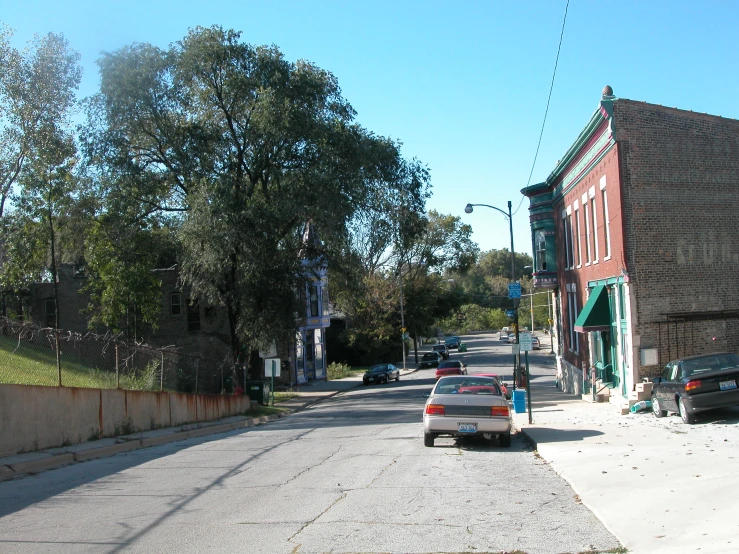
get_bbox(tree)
[83,26,427,375]
[0,27,81,219]
[0,27,82,325]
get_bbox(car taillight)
[685,380,702,392]
[425,404,445,415]
[491,405,510,417]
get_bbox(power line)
[514,0,570,217]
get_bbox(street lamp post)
[464,201,520,386]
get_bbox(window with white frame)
[590,187,599,263]
[583,193,591,264]
[562,209,572,270]
[568,287,579,353]
[574,202,582,267]
[600,176,611,260]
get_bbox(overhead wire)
[513,0,570,217]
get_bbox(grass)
[273,390,300,402]
[0,334,159,390]
[245,404,289,417]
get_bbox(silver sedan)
[423,376,512,447]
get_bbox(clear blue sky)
[3,1,738,256]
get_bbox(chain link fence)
[0,317,237,393]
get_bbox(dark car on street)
[362,364,400,385]
[432,344,450,360]
[444,336,462,349]
[651,352,739,424]
[419,352,442,369]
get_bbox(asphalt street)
[0,335,621,554]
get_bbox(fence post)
[160,350,164,392]
[115,343,120,389]
[56,329,62,387]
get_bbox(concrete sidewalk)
[512,376,739,554]
[0,367,398,482]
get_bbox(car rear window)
[435,378,501,395]
[438,361,461,369]
[682,354,739,377]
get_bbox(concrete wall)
[0,384,250,457]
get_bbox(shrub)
[327,361,353,380]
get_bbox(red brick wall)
[553,145,625,370]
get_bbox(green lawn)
[0,335,156,390]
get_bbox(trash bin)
[458,343,467,352]
[512,389,526,413]
[246,381,271,405]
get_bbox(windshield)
[682,354,739,377]
[422,354,436,360]
[434,377,501,395]
[369,365,386,373]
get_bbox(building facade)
[522,86,739,409]
[29,223,332,389]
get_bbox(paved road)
[0,335,620,554]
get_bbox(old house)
[29,223,331,389]
[522,86,739,410]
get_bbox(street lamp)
[464,201,521,386]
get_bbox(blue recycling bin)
[512,389,526,413]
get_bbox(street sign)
[264,358,281,377]
[508,282,521,299]
[519,332,532,352]
[505,309,515,318]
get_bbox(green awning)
[574,284,611,332]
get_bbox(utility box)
[512,389,526,413]
[246,381,271,406]
[459,343,467,352]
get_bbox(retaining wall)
[0,384,250,457]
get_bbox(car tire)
[679,397,696,424]
[381,376,387,384]
[652,394,666,418]
[395,374,400,382]
[424,433,435,447]
[499,431,512,448]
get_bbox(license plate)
[458,423,477,433]
[720,380,737,391]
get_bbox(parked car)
[476,372,510,399]
[435,360,468,379]
[419,352,442,369]
[362,364,400,385]
[651,352,739,424]
[444,336,462,349]
[505,333,517,344]
[432,344,450,360]
[423,375,511,447]
[531,335,541,349]
[499,327,511,340]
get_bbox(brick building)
[29,223,331,389]
[522,86,739,410]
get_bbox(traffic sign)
[505,309,515,318]
[508,282,521,299]
[519,332,532,351]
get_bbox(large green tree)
[0,26,82,322]
[83,26,427,374]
